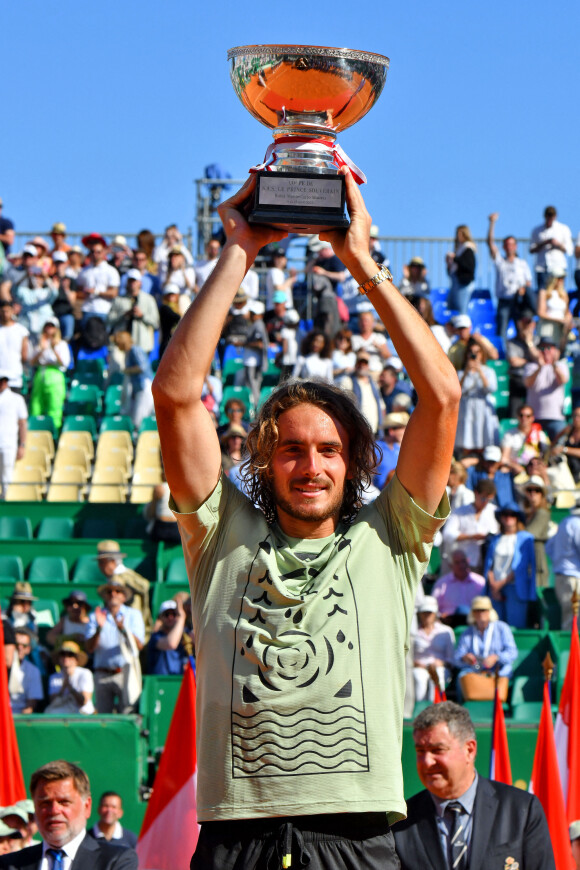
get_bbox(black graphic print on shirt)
[231,533,369,778]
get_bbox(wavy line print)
[232,704,364,721]
[232,712,364,730]
[232,723,365,743]
[232,745,367,765]
[233,757,368,774]
[233,732,367,755]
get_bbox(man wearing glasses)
[85,578,144,714]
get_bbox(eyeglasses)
[519,412,533,418]
[16,642,31,650]
[526,488,543,494]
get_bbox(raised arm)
[487,212,499,259]
[152,176,286,512]
[322,168,461,514]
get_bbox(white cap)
[384,357,403,372]
[418,596,438,614]
[163,282,181,295]
[22,244,38,257]
[126,268,142,282]
[159,600,178,615]
[452,314,472,329]
[248,300,265,315]
[483,445,502,462]
[52,251,68,263]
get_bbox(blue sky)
[2,0,579,247]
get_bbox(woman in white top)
[537,275,572,348]
[46,641,95,715]
[159,247,196,299]
[332,328,357,382]
[293,330,334,382]
[410,295,452,354]
[413,596,455,701]
[28,318,71,429]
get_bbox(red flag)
[0,610,26,804]
[489,684,512,784]
[554,614,580,822]
[137,661,199,869]
[529,681,574,870]
[433,686,447,703]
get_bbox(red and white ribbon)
[250,136,367,185]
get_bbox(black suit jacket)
[393,777,555,870]
[0,834,138,870]
[86,826,138,850]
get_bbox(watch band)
[357,265,393,295]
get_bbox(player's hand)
[218,175,287,257]
[318,167,371,271]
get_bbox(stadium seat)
[46,483,83,502]
[65,384,102,416]
[57,430,95,461]
[61,415,98,438]
[27,415,57,437]
[96,430,133,456]
[88,485,127,503]
[19,445,51,477]
[92,467,129,487]
[53,446,91,479]
[499,418,518,439]
[166,557,188,585]
[10,465,47,492]
[27,429,55,460]
[538,587,560,630]
[138,416,158,433]
[37,516,75,540]
[74,358,106,381]
[487,359,509,376]
[0,517,33,539]
[28,556,69,584]
[0,555,24,581]
[5,484,43,502]
[139,675,184,757]
[99,415,133,434]
[72,555,103,584]
[103,385,123,416]
[130,484,154,504]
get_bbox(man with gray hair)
[0,761,136,868]
[393,701,555,869]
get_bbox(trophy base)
[249,170,349,234]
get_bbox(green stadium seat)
[138,416,158,433]
[222,358,244,386]
[510,673,545,705]
[61,415,97,438]
[510,701,545,722]
[74,358,106,381]
[72,555,103,585]
[37,517,75,540]
[257,386,275,410]
[34,598,60,626]
[499,418,518,440]
[0,555,24,581]
[104,385,123,416]
[65,384,102,416]
[28,556,69,584]
[462,700,497,722]
[139,675,184,756]
[487,359,509,376]
[221,386,253,419]
[0,516,33,539]
[100,415,133,434]
[166,557,188,585]
[28,415,57,436]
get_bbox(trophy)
[227,44,389,233]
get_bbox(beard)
[271,476,345,525]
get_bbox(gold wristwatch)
[357,264,393,296]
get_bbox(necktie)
[46,848,65,870]
[444,801,467,870]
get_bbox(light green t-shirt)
[173,472,448,823]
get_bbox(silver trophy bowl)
[228,44,389,175]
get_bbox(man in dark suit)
[393,702,555,870]
[0,760,137,870]
[86,792,137,849]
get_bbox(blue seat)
[470,288,493,301]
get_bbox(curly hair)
[240,379,380,525]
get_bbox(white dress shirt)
[40,828,87,870]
